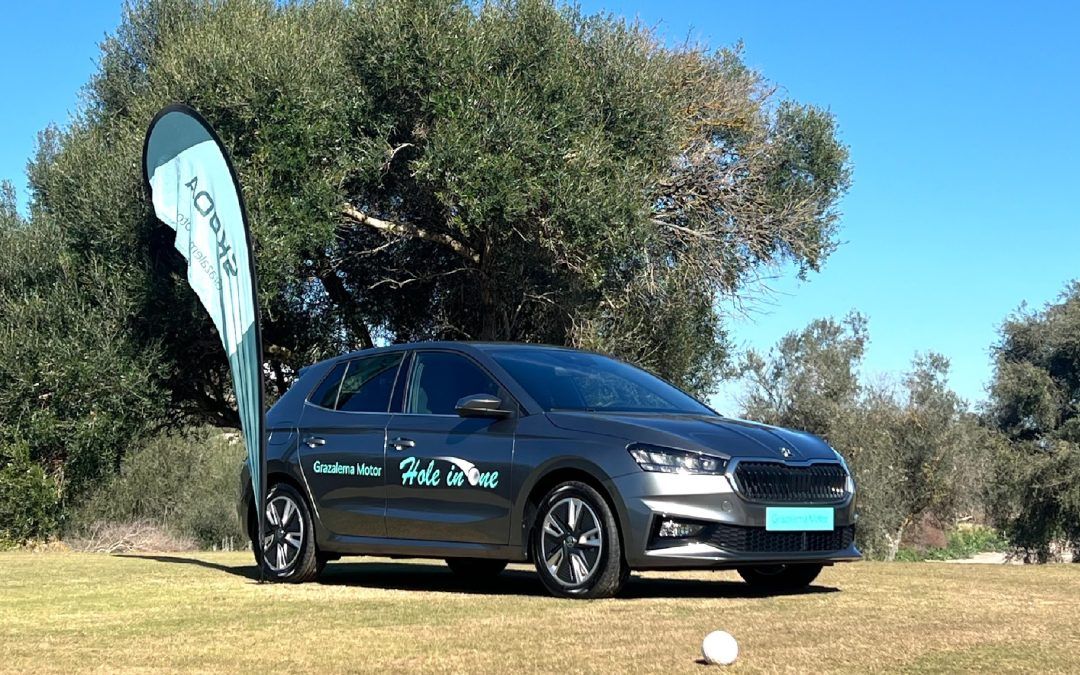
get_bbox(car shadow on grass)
[117,554,260,580]
[119,554,839,600]
[319,561,840,600]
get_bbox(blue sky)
[2,1,1078,412]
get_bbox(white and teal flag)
[142,104,266,562]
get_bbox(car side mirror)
[455,394,512,419]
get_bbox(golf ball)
[702,630,739,666]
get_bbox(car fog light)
[658,519,704,538]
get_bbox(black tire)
[445,558,508,581]
[251,482,321,583]
[531,481,626,599]
[737,563,823,592]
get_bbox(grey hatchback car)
[240,342,859,598]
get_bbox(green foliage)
[72,427,246,548]
[894,525,1008,562]
[740,313,868,436]
[738,314,995,559]
[2,0,850,542]
[988,284,1080,560]
[27,0,849,409]
[0,441,61,546]
[0,214,166,520]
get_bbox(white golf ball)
[702,630,739,666]
[467,467,480,485]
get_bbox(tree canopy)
[29,0,849,416]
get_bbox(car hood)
[546,412,838,461]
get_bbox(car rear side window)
[337,353,404,413]
[308,362,347,409]
[405,352,500,415]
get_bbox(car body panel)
[384,413,516,544]
[296,404,391,538]
[546,412,836,462]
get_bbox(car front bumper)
[605,470,861,570]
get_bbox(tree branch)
[341,205,480,264]
[317,268,375,350]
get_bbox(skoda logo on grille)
[778,446,793,458]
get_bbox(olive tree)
[31,0,849,417]
[738,315,992,558]
[988,283,1080,561]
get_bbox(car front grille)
[732,461,847,503]
[709,523,856,554]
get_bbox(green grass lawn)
[1,552,1078,673]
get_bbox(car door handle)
[303,436,326,448]
[387,437,416,451]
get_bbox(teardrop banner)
[142,103,266,578]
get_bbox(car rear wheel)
[445,558,508,580]
[251,482,320,583]
[737,563,823,591]
[532,481,626,599]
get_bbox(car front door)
[385,350,516,545]
[298,352,404,538]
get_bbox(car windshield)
[488,347,716,415]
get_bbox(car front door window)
[406,351,501,415]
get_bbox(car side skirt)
[319,534,528,561]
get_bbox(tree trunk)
[317,268,374,349]
[479,279,497,340]
[477,237,498,340]
[884,517,911,562]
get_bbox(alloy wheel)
[540,496,603,587]
[262,493,305,572]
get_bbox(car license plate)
[765,507,834,531]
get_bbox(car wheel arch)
[518,463,627,562]
[244,471,317,542]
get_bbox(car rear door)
[384,350,516,545]
[298,352,405,538]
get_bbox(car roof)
[335,341,582,360]
[301,341,584,373]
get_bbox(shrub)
[0,441,61,546]
[894,525,1008,562]
[70,427,246,550]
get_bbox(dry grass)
[1,552,1078,673]
[65,521,197,554]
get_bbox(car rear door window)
[336,353,404,413]
[308,362,348,409]
[405,352,500,415]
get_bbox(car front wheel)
[531,481,626,599]
[251,482,320,583]
[737,563,823,592]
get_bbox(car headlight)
[831,446,856,493]
[628,443,728,475]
